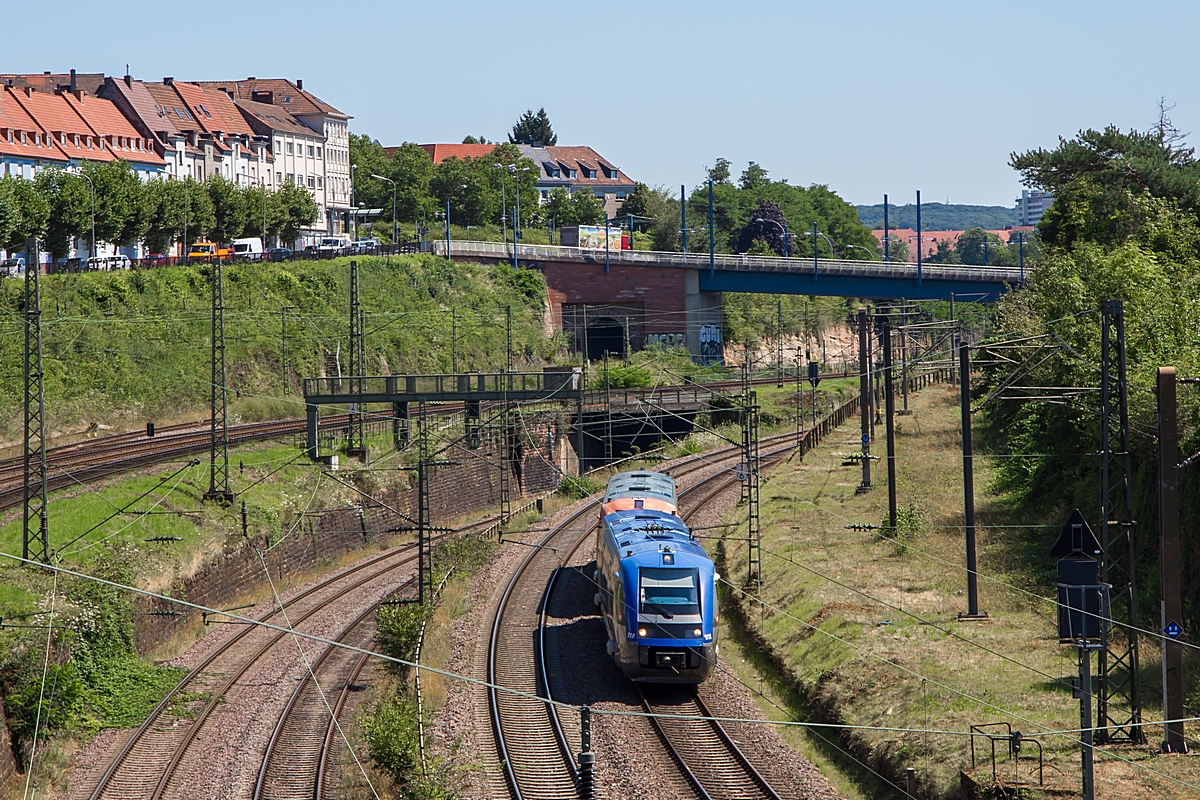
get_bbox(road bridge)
[436,240,1021,363]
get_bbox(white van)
[232,238,264,259]
[319,236,352,254]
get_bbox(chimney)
[24,87,34,97]
[124,74,132,88]
[164,77,174,85]
[247,76,256,80]
[74,89,85,102]
[43,71,50,75]
[296,79,303,90]
[70,69,77,93]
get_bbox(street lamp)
[843,243,875,260]
[370,173,397,245]
[350,164,358,241]
[508,165,530,242]
[445,183,466,261]
[753,217,790,257]
[493,163,509,248]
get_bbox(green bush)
[557,475,602,499]
[362,694,421,781]
[376,603,434,664]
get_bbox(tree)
[388,142,435,221]
[739,162,770,191]
[0,174,49,253]
[462,135,491,144]
[241,184,287,244]
[180,177,215,249]
[954,227,1013,266]
[36,168,91,260]
[276,181,318,244]
[570,190,606,226]
[82,160,148,250]
[1010,124,1200,249]
[879,234,909,262]
[207,175,247,244]
[706,158,732,185]
[142,179,185,254]
[508,108,557,146]
[737,199,789,255]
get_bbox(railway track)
[0,372,857,513]
[82,511,503,800]
[487,419,814,800]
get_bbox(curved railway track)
[83,512,501,800]
[487,425,812,800]
[491,392,867,799]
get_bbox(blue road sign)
[1165,620,1182,640]
[861,435,869,443]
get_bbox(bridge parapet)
[435,240,1023,286]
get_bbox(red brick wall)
[538,260,689,343]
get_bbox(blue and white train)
[594,471,718,683]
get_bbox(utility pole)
[741,360,761,589]
[883,321,897,533]
[280,304,293,393]
[949,293,957,387]
[900,300,910,414]
[205,259,234,503]
[451,309,458,374]
[416,400,432,604]
[776,299,784,388]
[603,351,613,465]
[505,304,513,373]
[1097,299,1143,743]
[959,343,985,619]
[22,238,49,564]
[1157,366,1187,753]
[1079,643,1097,800]
[857,308,871,491]
[623,316,631,365]
[346,260,366,461]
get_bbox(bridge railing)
[437,240,1022,283]
[304,370,582,400]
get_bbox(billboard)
[562,225,623,250]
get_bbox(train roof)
[604,471,677,503]
[603,508,708,562]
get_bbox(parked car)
[1,257,25,277]
[351,238,381,253]
[143,254,170,266]
[268,247,293,262]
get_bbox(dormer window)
[20,131,27,144]
[567,168,577,179]
[585,168,597,179]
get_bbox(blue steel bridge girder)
[697,269,1009,303]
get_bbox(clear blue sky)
[6,0,1197,207]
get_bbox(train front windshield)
[639,568,700,617]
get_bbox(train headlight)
[637,627,648,638]
[693,628,703,638]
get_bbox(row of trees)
[619,159,881,257]
[0,161,319,260]
[924,226,1037,266]
[349,138,607,232]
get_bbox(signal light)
[638,627,648,638]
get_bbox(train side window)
[615,581,624,625]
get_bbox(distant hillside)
[856,202,1016,231]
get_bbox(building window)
[316,146,322,158]
[307,175,315,188]
[277,171,282,182]
[307,145,314,157]
[287,173,294,184]
[287,142,293,155]
[275,138,282,151]
[585,168,596,178]
[316,177,323,188]
[567,168,577,179]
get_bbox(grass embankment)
[717,384,1200,800]
[0,254,556,447]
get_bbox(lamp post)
[260,177,268,250]
[445,184,467,261]
[509,165,530,268]
[753,217,790,257]
[493,163,508,249]
[350,163,357,241]
[370,173,397,245]
[680,183,687,254]
[843,243,874,260]
[707,178,715,277]
[182,177,189,263]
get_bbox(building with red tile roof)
[196,78,351,236]
[61,91,162,172]
[517,144,635,218]
[0,88,68,178]
[870,227,1035,262]
[412,143,500,163]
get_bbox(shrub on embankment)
[0,255,559,443]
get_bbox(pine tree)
[509,108,558,146]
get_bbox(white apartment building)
[1016,189,1054,226]
[199,79,353,237]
